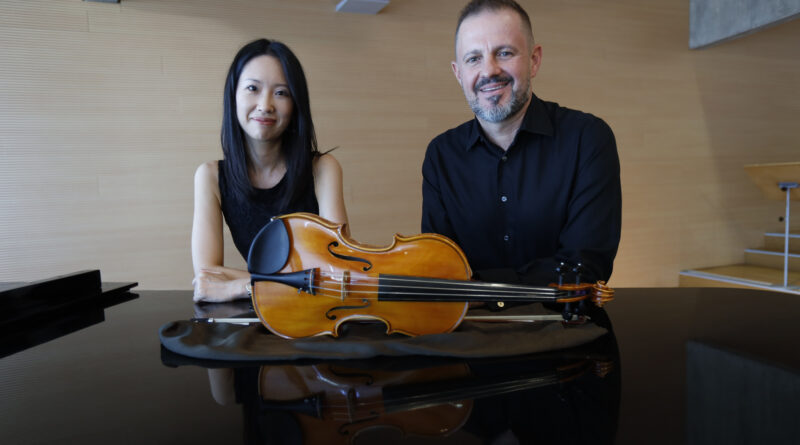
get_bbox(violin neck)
[377,274,563,303]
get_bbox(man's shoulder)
[536,99,616,156]
[427,118,475,152]
[541,99,612,134]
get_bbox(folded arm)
[191,161,250,303]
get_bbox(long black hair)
[221,39,318,210]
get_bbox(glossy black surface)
[0,270,135,329]
[0,287,798,444]
[0,271,137,358]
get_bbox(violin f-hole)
[327,241,373,271]
[325,299,372,320]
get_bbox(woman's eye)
[275,89,290,97]
[245,85,257,92]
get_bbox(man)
[422,0,621,285]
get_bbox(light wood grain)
[744,162,800,201]
[1,0,799,289]
[679,264,800,289]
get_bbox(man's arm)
[421,141,458,240]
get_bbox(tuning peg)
[572,262,583,284]
[555,261,567,286]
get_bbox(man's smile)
[480,83,508,92]
[475,75,513,95]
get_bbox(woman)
[192,39,347,303]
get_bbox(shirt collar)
[466,93,554,151]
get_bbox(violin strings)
[307,272,567,301]
[307,284,563,302]
[253,270,590,301]
[332,280,561,295]
[316,271,562,294]
[309,288,559,302]
[312,275,564,294]
[310,281,562,297]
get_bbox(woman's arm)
[191,161,250,302]
[313,153,349,226]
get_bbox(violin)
[247,213,613,339]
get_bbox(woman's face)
[235,55,294,145]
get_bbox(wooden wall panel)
[1,0,798,289]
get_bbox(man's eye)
[498,51,513,57]
[466,56,479,64]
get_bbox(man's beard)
[468,75,530,123]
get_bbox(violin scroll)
[550,281,614,307]
[550,279,614,322]
[549,260,614,308]
[590,280,614,307]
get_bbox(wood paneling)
[1,0,798,289]
[680,265,800,290]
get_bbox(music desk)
[0,288,797,444]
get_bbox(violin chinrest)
[248,218,291,275]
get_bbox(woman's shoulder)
[194,161,221,199]
[195,160,220,180]
[313,152,342,175]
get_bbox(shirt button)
[501,155,508,162]
[500,195,508,202]
[503,235,510,242]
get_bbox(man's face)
[452,9,541,124]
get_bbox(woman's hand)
[192,266,250,303]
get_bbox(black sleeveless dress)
[218,160,319,259]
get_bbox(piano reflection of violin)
[246,342,619,444]
[258,362,473,443]
[161,277,621,444]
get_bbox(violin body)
[250,213,471,338]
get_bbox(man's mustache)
[474,75,513,93]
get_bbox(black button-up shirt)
[422,94,621,285]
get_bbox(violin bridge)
[340,270,350,300]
